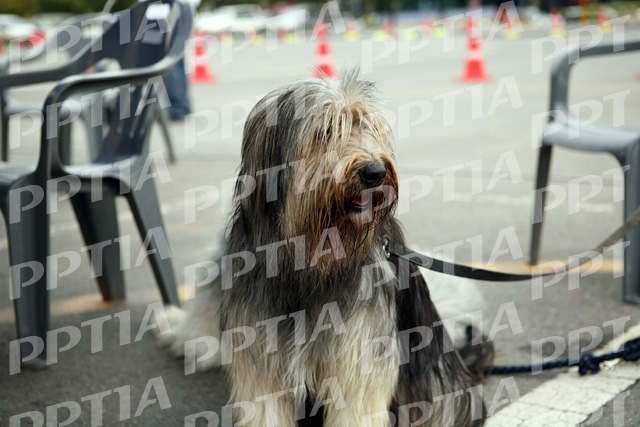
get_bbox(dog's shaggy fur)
[160,71,490,426]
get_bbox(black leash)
[383,204,640,282]
[382,204,640,375]
[384,239,542,281]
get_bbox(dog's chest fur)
[221,243,401,403]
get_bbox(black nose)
[359,162,386,188]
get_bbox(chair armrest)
[36,51,184,173]
[45,55,180,108]
[549,37,640,115]
[0,60,89,90]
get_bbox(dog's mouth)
[347,192,372,212]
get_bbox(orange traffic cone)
[459,20,489,82]
[597,7,606,25]
[313,28,336,80]
[190,31,215,84]
[549,8,566,37]
[421,16,433,35]
[382,16,394,35]
[598,7,612,33]
[344,18,359,42]
[503,15,520,40]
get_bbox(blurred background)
[1,0,639,44]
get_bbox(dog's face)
[237,72,398,269]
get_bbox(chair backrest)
[39,0,193,177]
[0,14,113,78]
[0,14,111,114]
[549,37,640,115]
[51,14,116,59]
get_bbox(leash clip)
[383,237,390,259]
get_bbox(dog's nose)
[359,162,386,188]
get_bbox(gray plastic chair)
[529,37,640,304]
[0,14,177,163]
[0,14,110,162]
[0,0,190,366]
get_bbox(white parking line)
[486,322,640,427]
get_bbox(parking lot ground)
[1,24,640,426]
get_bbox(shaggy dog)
[160,71,491,426]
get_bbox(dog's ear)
[237,87,304,222]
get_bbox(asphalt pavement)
[1,18,640,427]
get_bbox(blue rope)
[485,336,640,376]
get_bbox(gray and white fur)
[160,71,491,426]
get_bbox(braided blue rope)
[486,336,640,376]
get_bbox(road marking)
[0,258,622,324]
[407,246,623,275]
[480,259,623,275]
[402,191,617,214]
[486,322,640,427]
[0,195,188,252]
[0,284,193,324]
[0,196,199,325]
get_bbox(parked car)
[30,13,73,30]
[196,5,267,34]
[518,6,550,29]
[0,14,38,40]
[270,4,310,32]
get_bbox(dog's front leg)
[320,372,398,427]
[226,360,300,427]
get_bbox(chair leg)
[623,152,640,304]
[529,145,553,265]
[80,102,104,162]
[71,189,125,301]
[59,123,72,165]
[157,108,177,164]
[125,177,180,306]
[0,184,50,366]
[1,113,9,161]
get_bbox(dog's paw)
[155,304,186,356]
[155,304,222,371]
[164,304,187,329]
